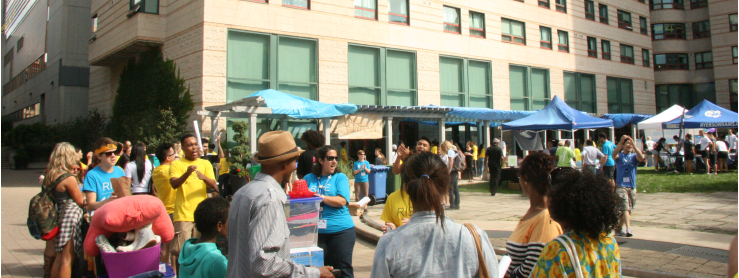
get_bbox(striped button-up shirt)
[226,173,320,278]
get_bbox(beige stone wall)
[709,0,738,109]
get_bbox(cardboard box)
[290,247,324,267]
[348,202,364,217]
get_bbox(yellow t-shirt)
[431,146,438,155]
[170,158,215,222]
[575,148,582,161]
[479,147,486,159]
[218,157,231,176]
[381,189,413,227]
[340,148,348,164]
[152,164,176,215]
[472,145,478,161]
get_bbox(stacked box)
[287,196,324,267]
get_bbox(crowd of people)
[644,129,737,174]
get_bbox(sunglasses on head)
[324,156,338,161]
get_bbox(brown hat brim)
[252,147,305,165]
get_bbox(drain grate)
[485,230,728,263]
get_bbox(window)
[656,83,715,112]
[510,65,550,110]
[599,4,608,24]
[731,79,738,112]
[443,6,460,34]
[502,18,526,45]
[92,16,98,32]
[602,40,611,60]
[227,31,318,102]
[690,0,707,9]
[733,46,737,64]
[555,0,566,12]
[355,0,377,19]
[16,37,24,52]
[650,0,683,10]
[540,27,552,49]
[587,37,597,57]
[654,53,689,70]
[440,57,492,108]
[283,0,308,8]
[388,0,408,25]
[620,44,634,64]
[692,21,710,38]
[469,12,485,38]
[130,0,158,13]
[695,52,712,69]
[585,0,595,20]
[617,10,632,30]
[564,72,597,113]
[4,48,12,66]
[539,0,549,9]
[607,77,633,113]
[640,16,648,34]
[731,14,737,31]
[652,23,686,40]
[642,49,650,67]
[558,30,569,52]
[349,46,417,106]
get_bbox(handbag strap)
[463,223,490,278]
[43,173,74,195]
[555,235,584,278]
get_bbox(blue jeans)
[449,170,460,208]
[318,227,355,278]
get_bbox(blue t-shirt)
[615,153,638,189]
[353,161,371,183]
[83,166,125,202]
[303,172,355,234]
[601,140,616,166]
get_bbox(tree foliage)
[228,121,251,177]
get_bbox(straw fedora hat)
[252,131,305,164]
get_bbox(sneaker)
[614,230,627,237]
[95,235,117,253]
[626,228,633,237]
[116,223,158,252]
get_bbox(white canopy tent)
[638,105,700,144]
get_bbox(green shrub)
[228,121,251,177]
[5,122,55,162]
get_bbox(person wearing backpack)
[39,142,87,278]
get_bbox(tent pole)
[386,117,394,165]
[323,118,331,146]
[610,127,615,142]
[544,130,548,148]
[585,129,590,142]
[484,121,491,149]
[211,113,219,154]
[249,114,258,156]
[281,117,288,131]
[439,117,446,143]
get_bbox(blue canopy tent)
[420,105,537,148]
[502,96,614,130]
[662,100,738,129]
[601,114,654,129]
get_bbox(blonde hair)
[439,141,455,154]
[43,142,79,186]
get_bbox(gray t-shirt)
[581,146,605,166]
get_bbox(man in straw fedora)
[227,131,335,278]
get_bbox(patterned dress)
[530,231,622,278]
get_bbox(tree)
[109,47,193,147]
[228,121,251,177]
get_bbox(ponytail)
[401,152,450,231]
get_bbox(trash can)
[368,166,389,205]
[386,165,402,196]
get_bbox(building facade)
[2,0,92,125]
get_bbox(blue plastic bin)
[368,166,389,205]
[286,196,322,248]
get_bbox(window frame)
[557,30,569,53]
[650,0,684,10]
[3,48,13,67]
[509,64,551,111]
[564,72,598,113]
[692,21,710,38]
[730,79,738,112]
[617,10,632,30]
[602,40,611,60]
[599,4,609,24]
[654,53,689,70]
[733,46,737,64]
[443,6,461,34]
[606,77,634,114]
[587,36,597,57]
[502,18,526,45]
[539,0,550,9]
[16,37,24,52]
[620,44,634,64]
[469,11,486,38]
[129,0,159,13]
[355,0,378,20]
[540,26,552,50]
[585,0,595,20]
[388,0,409,25]
[555,0,566,13]
[640,16,648,35]
[730,14,738,32]
[652,23,686,40]
[642,49,650,67]
[689,0,707,9]
[440,56,493,108]
[694,51,713,69]
[348,44,419,106]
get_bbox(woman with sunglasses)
[303,145,355,278]
[42,142,87,278]
[83,138,124,213]
[530,170,622,277]
[505,152,563,278]
[353,150,371,201]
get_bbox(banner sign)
[333,114,384,139]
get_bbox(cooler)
[286,196,322,248]
[368,166,389,205]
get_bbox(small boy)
[178,197,229,278]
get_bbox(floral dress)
[530,231,621,278]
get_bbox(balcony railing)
[2,55,46,96]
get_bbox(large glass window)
[620,44,634,64]
[695,52,713,69]
[602,40,611,60]
[440,57,492,108]
[652,23,686,40]
[585,0,595,20]
[555,0,566,12]
[599,4,608,24]
[690,0,707,9]
[348,45,417,106]
[469,11,485,38]
[692,21,710,38]
[502,18,526,45]
[654,53,689,70]
[733,46,737,64]
[130,0,158,13]
[640,16,648,34]
[650,0,684,10]
[618,10,632,30]
[731,14,737,31]
[643,49,650,67]
[388,0,408,24]
[443,6,461,34]
[558,30,569,52]
[731,79,738,112]
[564,72,597,113]
[355,0,377,20]
[509,65,550,111]
[540,26,552,49]
[587,37,597,57]
[539,0,549,9]
[227,31,317,102]
[656,83,715,112]
[607,77,633,113]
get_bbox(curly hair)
[311,145,342,177]
[548,170,621,239]
[401,152,450,230]
[300,130,325,150]
[518,152,555,196]
[194,196,230,236]
[43,142,80,186]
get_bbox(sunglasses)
[324,156,338,162]
[103,152,117,157]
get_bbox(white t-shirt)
[124,160,153,193]
[646,140,655,151]
[726,135,737,150]
[440,149,458,168]
[581,146,605,166]
[699,137,712,151]
[716,141,729,152]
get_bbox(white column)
[610,127,616,142]
[557,130,561,140]
[438,117,446,143]
[322,118,331,146]
[585,129,590,142]
[281,117,288,131]
[386,117,394,164]
[249,114,257,155]
[484,121,491,149]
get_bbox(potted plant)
[228,121,251,193]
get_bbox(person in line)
[215,135,231,197]
[548,140,559,157]
[392,137,431,175]
[374,148,386,165]
[726,129,737,153]
[715,136,729,173]
[123,140,133,160]
[581,139,606,175]
[125,143,154,195]
[645,136,655,167]
[612,136,645,237]
[227,131,334,277]
[438,141,455,208]
[340,141,349,165]
[598,132,617,184]
[683,134,695,174]
[430,140,439,155]
[654,137,666,171]
[446,141,464,209]
[371,152,499,277]
[463,141,476,182]
[506,152,563,278]
[353,150,371,201]
[83,138,124,213]
[297,130,325,179]
[485,139,504,196]
[698,130,713,174]
[530,170,622,277]
[555,140,576,168]
[178,197,230,278]
[169,134,218,274]
[42,143,86,278]
[154,143,177,265]
[471,141,479,181]
[477,143,485,179]
[304,145,356,277]
[574,140,582,168]
[708,131,719,174]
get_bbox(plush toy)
[84,195,174,257]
